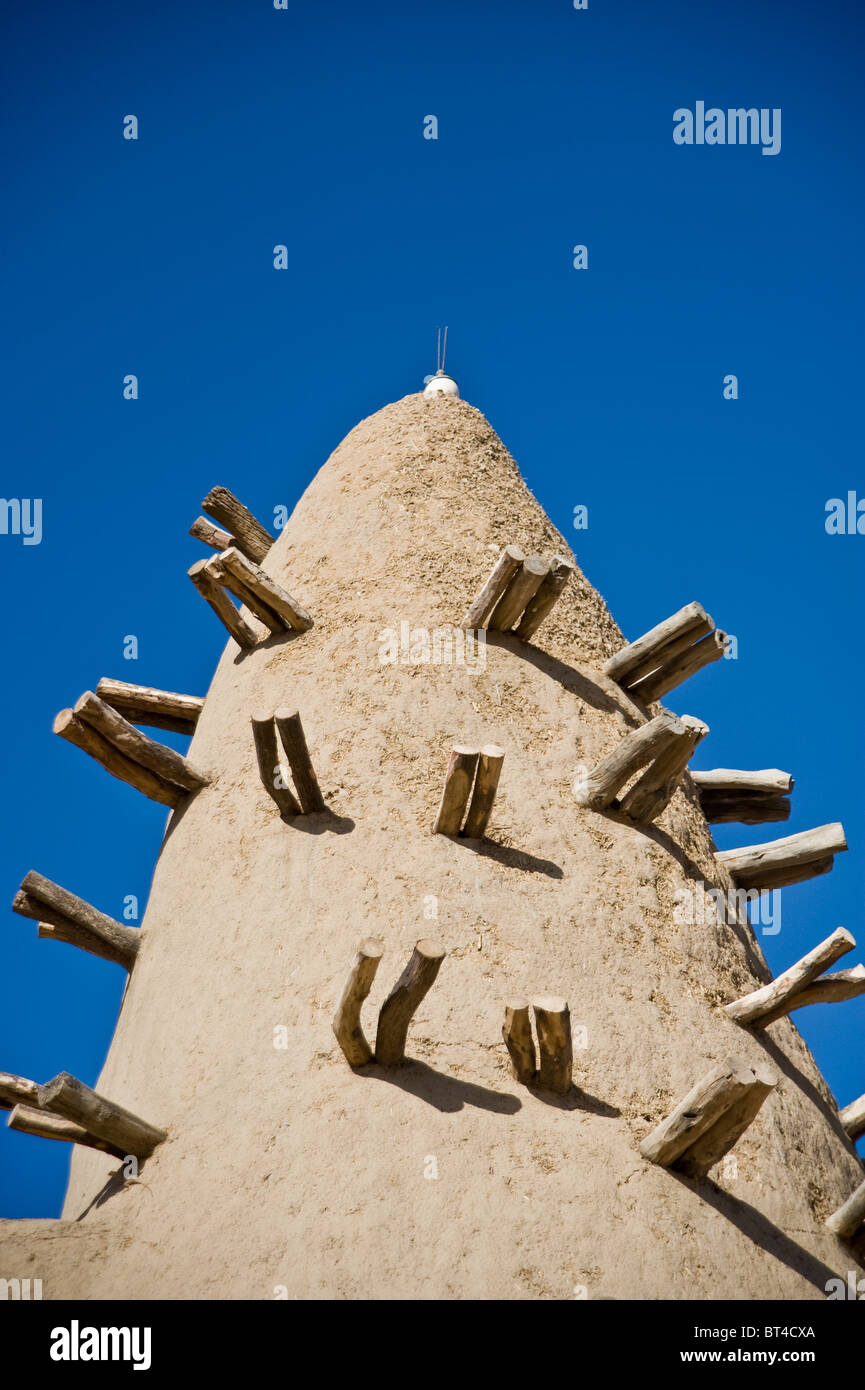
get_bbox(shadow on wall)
[673,1170,848,1297]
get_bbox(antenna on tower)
[424,327,459,397]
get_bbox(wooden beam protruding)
[0,1073,40,1111]
[531,995,572,1094]
[69,691,207,797]
[502,998,536,1084]
[12,870,140,971]
[717,823,848,892]
[251,711,300,817]
[374,940,446,1066]
[54,708,179,808]
[725,927,857,1028]
[604,602,713,686]
[839,1093,865,1143]
[462,744,505,839]
[574,711,684,812]
[274,708,326,813]
[213,547,312,633]
[640,1057,767,1169]
[627,629,727,704]
[778,966,865,1012]
[95,678,204,736]
[488,555,551,632]
[37,1072,166,1159]
[826,1179,865,1242]
[188,557,258,649]
[691,769,794,797]
[205,553,284,636]
[675,1062,778,1180]
[201,485,274,563]
[693,768,794,827]
[514,555,575,640]
[433,745,480,835]
[332,938,385,1067]
[8,1104,128,1159]
[619,715,708,823]
[189,516,236,552]
[461,545,525,629]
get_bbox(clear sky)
[1,0,863,1216]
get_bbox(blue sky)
[1,0,862,1215]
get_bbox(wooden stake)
[514,555,575,640]
[619,715,708,822]
[206,554,284,636]
[724,927,856,1027]
[433,745,480,834]
[13,870,140,971]
[374,940,446,1066]
[461,545,525,629]
[700,794,791,826]
[37,1072,166,1159]
[95,678,204,736]
[717,823,848,891]
[8,1104,128,1160]
[691,769,794,797]
[840,1093,865,1143]
[531,995,572,1094]
[574,711,684,811]
[627,629,727,704]
[332,938,385,1067]
[54,708,180,808]
[189,516,236,552]
[73,692,208,794]
[201,485,274,563]
[274,708,325,813]
[502,998,536,1084]
[488,555,551,632]
[604,602,713,686]
[216,547,312,632]
[251,712,300,817]
[675,1062,778,1180]
[639,1057,760,1167]
[826,1179,865,1241]
[188,558,258,649]
[0,1073,40,1110]
[462,744,505,839]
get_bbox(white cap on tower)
[424,370,459,397]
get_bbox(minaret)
[1,388,862,1298]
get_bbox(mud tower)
[2,388,864,1300]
